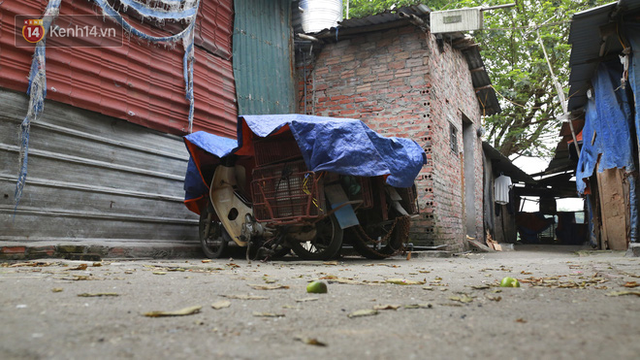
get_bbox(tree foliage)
[345,0,610,158]
[345,0,423,19]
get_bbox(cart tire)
[199,206,230,259]
[350,216,410,259]
[289,215,343,260]
[271,245,292,258]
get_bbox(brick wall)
[297,26,484,252]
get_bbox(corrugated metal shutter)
[0,0,237,137]
[0,89,198,244]
[233,0,295,115]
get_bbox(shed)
[547,0,640,250]
[0,0,295,255]
[293,4,500,251]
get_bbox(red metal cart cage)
[251,160,325,223]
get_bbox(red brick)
[1,246,26,254]
[388,61,405,70]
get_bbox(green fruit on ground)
[306,281,328,294]
[500,277,520,288]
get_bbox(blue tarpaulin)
[183,115,427,213]
[575,60,635,195]
[628,23,640,153]
[626,22,640,243]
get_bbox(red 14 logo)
[22,19,45,43]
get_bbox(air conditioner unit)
[430,8,483,34]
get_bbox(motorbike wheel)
[199,206,230,259]
[289,215,343,260]
[350,216,410,260]
[271,245,292,258]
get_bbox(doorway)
[462,115,476,238]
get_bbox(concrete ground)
[1,245,639,359]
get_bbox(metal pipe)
[480,3,516,11]
[297,33,321,42]
[398,12,427,28]
[536,28,580,157]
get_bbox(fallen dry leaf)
[406,252,412,261]
[92,262,102,267]
[61,275,92,281]
[253,312,285,318]
[516,318,527,323]
[471,285,491,290]
[222,294,269,300]
[404,303,433,309]
[385,278,425,285]
[152,271,167,275]
[379,264,399,268]
[449,295,473,303]
[211,300,231,310]
[77,293,120,297]
[606,290,640,297]
[9,262,39,268]
[294,336,327,347]
[143,305,202,317]
[422,286,434,291]
[320,275,338,280]
[486,295,502,302]
[248,284,290,290]
[201,260,212,263]
[52,288,63,293]
[295,297,319,303]
[373,304,400,310]
[70,264,88,271]
[623,281,639,288]
[323,261,339,266]
[322,277,369,285]
[347,309,379,318]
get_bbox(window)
[450,123,458,153]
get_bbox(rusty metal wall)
[0,89,198,244]
[232,0,295,115]
[0,0,237,138]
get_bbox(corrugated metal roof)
[292,3,500,116]
[292,2,431,34]
[567,0,640,111]
[461,45,501,116]
[233,0,295,115]
[545,0,640,175]
[304,4,431,37]
[482,142,535,184]
[0,0,237,137]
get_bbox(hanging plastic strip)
[14,0,62,213]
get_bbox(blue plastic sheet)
[626,22,640,243]
[183,115,427,207]
[575,60,635,195]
